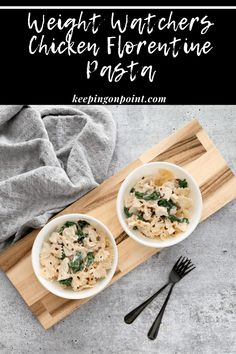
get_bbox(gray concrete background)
[0,105,235,354]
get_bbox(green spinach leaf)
[76,229,86,241]
[135,191,145,199]
[158,198,176,212]
[124,207,133,218]
[143,191,160,201]
[182,217,189,224]
[168,215,189,223]
[86,252,95,267]
[178,179,188,188]
[135,190,160,201]
[59,277,72,286]
[78,220,89,229]
[59,221,78,233]
[69,252,84,273]
[137,212,145,221]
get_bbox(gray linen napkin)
[0,105,116,249]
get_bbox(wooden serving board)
[1,119,236,330]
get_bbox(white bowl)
[32,214,118,299]
[116,162,202,248]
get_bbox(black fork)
[124,257,195,339]
[148,256,195,340]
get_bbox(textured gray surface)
[0,105,236,354]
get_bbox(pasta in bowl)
[117,162,202,248]
[32,214,118,299]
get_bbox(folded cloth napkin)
[0,105,116,249]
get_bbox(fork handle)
[124,283,170,324]
[147,283,175,340]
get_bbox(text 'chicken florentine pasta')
[124,169,192,240]
[39,220,113,291]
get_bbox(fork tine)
[173,256,183,270]
[176,258,190,273]
[180,258,190,268]
[178,259,194,277]
[183,266,196,276]
[180,259,192,272]
[184,261,194,271]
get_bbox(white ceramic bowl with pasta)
[117,162,202,248]
[32,214,118,299]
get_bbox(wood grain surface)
[1,119,236,329]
